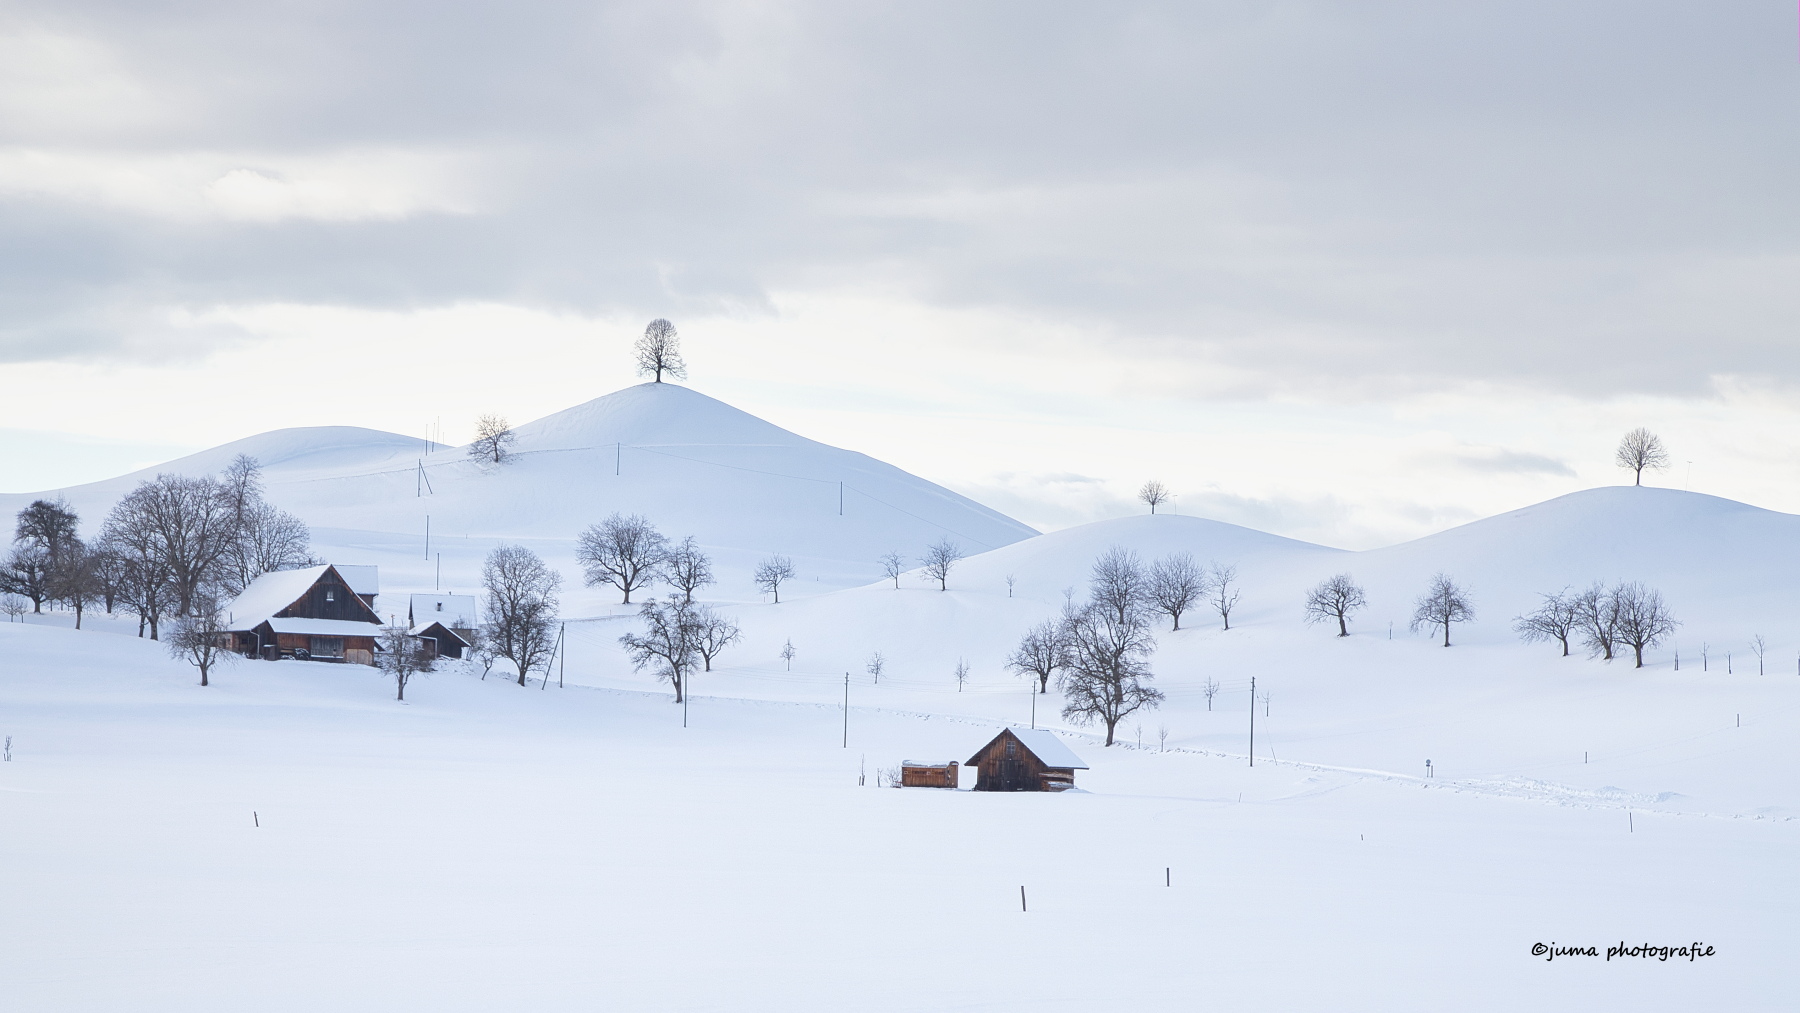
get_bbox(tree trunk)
[1336,614,1348,637]
[1442,622,1451,647]
[1633,645,1644,668]
[516,665,527,686]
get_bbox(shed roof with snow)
[409,593,477,630]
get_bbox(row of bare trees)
[1,456,315,638]
[1515,582,1678,668]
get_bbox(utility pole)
[424,515,430,560]
[1030,680,1036,729]
[558,622,566,688]
[838,482,844,516]
[842,673,849,747]
[435,553,440,591]
[683,665,689,728]
[615,442,621,476]
[1248,675,1256,767]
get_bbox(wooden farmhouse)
[966,728,1089,792]
[223,564,383,665]
[408,593,477,636]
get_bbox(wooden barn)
[410,620,470,660]
[966,728,1089,792]
[223,564,383,665]
[900,761,959,788]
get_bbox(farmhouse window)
[311,637,345,658]
[325,589,336,602]
[1006,740,1017,757]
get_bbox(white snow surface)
[3,386,1799,1007]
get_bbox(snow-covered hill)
[0,383,1038,595]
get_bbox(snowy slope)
[2,612,1792,1012]
[0,383,1038,595]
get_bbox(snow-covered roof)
[264,617,382,636]
[409,593,477,628]
[335,564,378,596]
[1007,729,1089,770]
[225,565,331,630]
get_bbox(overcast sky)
[3,2,1798,547]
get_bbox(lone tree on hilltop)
[577,513,668,604]
[470,414,517,465]
[636,318,687,383]
[1615,428,1669,486]
[1304,573,1366,637]
[1138,480,1170,514]
[1410,573,1474,647]
[918,538,963,591]
[755,554,796,602]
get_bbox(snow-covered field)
[4,385,1797,1009]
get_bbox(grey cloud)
[3,1,1797,394]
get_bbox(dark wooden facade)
[412,621,469,660]
[966,729,1080,792]
[901,761,959,788]
[227,565,383,664]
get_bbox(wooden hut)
[965,728,1089,792]
[900,761,959,788]
[222,564,383,665]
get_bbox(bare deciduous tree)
[469,624,501,680]
[635,318,688,383]
[0,593,26,622]
[1514,589,1581,656]
[1304,574,1367,637]
[376,624,435,701]
[164,592,233,687]
[106,475,238,620]
[1149,552,1206,631]
[0,546,53,613]
[1572,582,1619,661]
[1138,480,1170,514]
[1611,581,1678,669]
[878,551,906,589]
[1208,562,1241,630]
[918,539,963,591]
[1615,428,1669,486]
[692,603,741,671]
[469,414,517,465]
[1057,599,1163,746]
[1202,677,1220,711]
[866,651,885,683]
[755,554,796,602]
[1750,634,1767,675]
[1089,546,1148,623]
[618,595,701,701]
[780,638,796,670]
[954,658,969,692]
[1007,619,1063,694]
[577,513,668,604]
[662,536,714,602]
[1410,573,1474,647]
[481,544,561,685]
[226,500,316,596]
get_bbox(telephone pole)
[842,673,850,747]
[1248,675,1256,767]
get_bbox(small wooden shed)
[410,620,470,660]
[901,761,959,788]
[966,728,1089,792]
